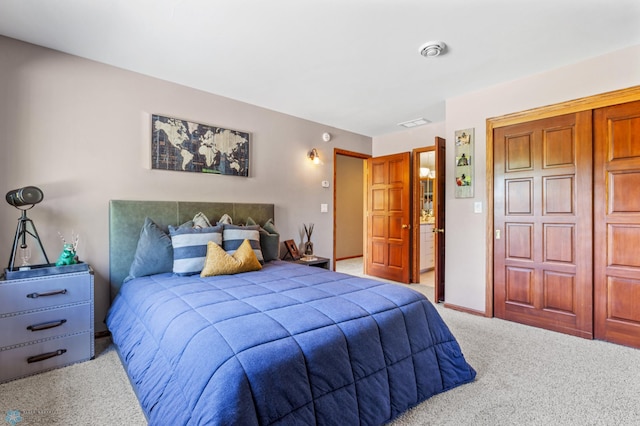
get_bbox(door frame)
[485,85,640,317]
[333,148,371,271]
[411,146,433,283]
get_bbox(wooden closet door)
[594,100,640,348]
[494,112,593,338]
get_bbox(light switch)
[474,201,482,213]
[320,203,328,213]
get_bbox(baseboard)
[335,255,363,261]
[443,302,488,317]
[95,330,112,339]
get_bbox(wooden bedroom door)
[365,152,411,283]
[493,112,593,339]
[594,100,640,348]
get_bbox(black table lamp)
[6,186,50,271]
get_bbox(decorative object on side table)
[4,186,88,280]
[303,223,314,255]
[5,186,51,272]
[283,239,301,260]
[56,232,79,266]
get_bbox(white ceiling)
[1,0,639,137]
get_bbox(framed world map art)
[151,114,250,177]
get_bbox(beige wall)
[372,122,445,156]
[4,34,638,328]
[335,154,364,259]
[373,44,640,313]
[0,36,372,331]
[444,44,640,313]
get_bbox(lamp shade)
[308,148,320,164]
[6,186,44,207]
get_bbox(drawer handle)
[27,349,67,364]
[26,289,68,298]
[27,319,67,332]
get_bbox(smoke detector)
[419,41,446,58]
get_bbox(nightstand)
[0,264,94,383]
[289,256,331,270]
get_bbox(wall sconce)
[308,148,320,164]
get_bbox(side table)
[288,256,331,270]
[0,263,95,383]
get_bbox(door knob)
[433,228,444,233]
[402,224,411,229]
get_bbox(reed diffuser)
[303,223,314,256]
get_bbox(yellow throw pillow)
[200,239,262,277]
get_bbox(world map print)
[151,114,249,176]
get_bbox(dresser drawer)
[0,331,93,383]
[0,272,91,314]
[0,303,91,348]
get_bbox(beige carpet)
[2,263,639,425]
[0,337,146,425]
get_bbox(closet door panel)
[494,112,593,338]
[594,100,640,349]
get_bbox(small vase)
[304,241,314,256]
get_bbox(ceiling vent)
[398,118,431,128]
[419,41,446,58]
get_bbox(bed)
[106,200,476,425]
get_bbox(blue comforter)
[106,261,475,425]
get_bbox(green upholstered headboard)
[109,200,275,300]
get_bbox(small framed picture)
[454,128,474,198]
[284,239,301,260]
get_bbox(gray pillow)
[263,218,279,235]
[260,219,280,262]
[124,217,173,282]
[246,217,280,262]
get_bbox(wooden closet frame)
[484,85,640,317]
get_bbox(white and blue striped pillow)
[222,224,263,263]
[169,224,223,275]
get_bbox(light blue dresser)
[0,265,94,383]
